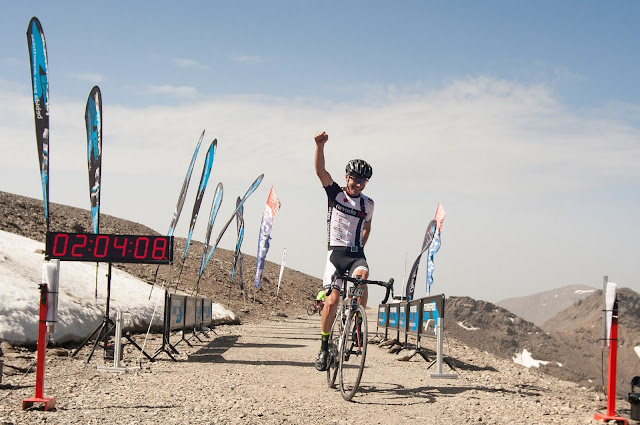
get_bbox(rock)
[379,338,398,348]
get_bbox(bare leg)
[321,289,340,334]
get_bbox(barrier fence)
[377,294,457,379]
[153,292,215,361]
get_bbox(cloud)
[148,84,198,98]
[70,72,105,83]
[231,55,265,65]
[173,58,207,69]
[1,75,638,303]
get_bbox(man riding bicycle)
[313,131,374,371]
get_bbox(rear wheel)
[326,312,343,388]
[338,305,368,401]
[307,304,317,316]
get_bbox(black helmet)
[346,159,372,179]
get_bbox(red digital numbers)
[46,232,172,264]
[152,238,167,260]
[113,237,127,257]
[71,234,88,257]
[52,233,69,256]
[133,237,150,259]
[94,235,109,258]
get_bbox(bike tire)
[326,312,343,388]
[338,305,368,401]
[307,305,316,316]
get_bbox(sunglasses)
[349,175,367,184]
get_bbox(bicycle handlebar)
[326,272,395,304]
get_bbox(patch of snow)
[635,346,640,359]
[509,317,514,323]
[457,321,479,331]
[575,290,596,295]
[513,348,550,368]
[557,362,563,367]
[0,230,236,346]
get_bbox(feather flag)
[425,203,446,296]
[182,139,216,260]
[201,174,264,273]
[276,248,286,297]
[168,130,205,237]
[26,17,50,232]
[85,86,102,235]
[404,220,436,301]
[230,196,245,289]
[199,183,223,275]
[404,203,445,301]
[193,182,223,295]
[85,86,103,299]
[148,131,205,298]
[255,186,281,289]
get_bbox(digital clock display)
[46,232,173,264]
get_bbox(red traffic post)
[594,297,627,424]
[22,283,56,411]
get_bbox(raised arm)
[314,131,333,187]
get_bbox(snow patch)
[513,348,550,368]
[0,230,236,345]
[575,290,596,295]
[509,317,514,323]
[635,346,640,359]
[457,321,479,331]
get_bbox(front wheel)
[338,305,368,401]
[326,312,342,388]
[307,304,317,316]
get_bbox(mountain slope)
[0,190,322,323]
[497,284,597,326]
[444,291,640,398]
[542,288,640,398]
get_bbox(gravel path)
[0,313,630,424]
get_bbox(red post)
[594,299,627,424]
[22,284,56,411]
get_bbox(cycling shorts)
[322,250,369,291]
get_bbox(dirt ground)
[1,312,632,425]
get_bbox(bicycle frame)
[325,271,394,400]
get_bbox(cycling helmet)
[345,159,373,179]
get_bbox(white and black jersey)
[324,181,374,250]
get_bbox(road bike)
[307,301,324,316]
[325,272,394,401]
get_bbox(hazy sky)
[1,1,638,304]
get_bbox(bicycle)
[307,301,324,316]
[325,271,394,401]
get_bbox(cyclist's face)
[345,174,367,196]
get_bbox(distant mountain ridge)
[446,288,640,398]
[496,284,597,326]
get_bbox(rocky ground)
[1,190,638,423]
[0,314,635,425]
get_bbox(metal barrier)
[377,294,457,379]
[153,293,214,361]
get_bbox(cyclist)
[316,290,326,311]
[313,131,374,371]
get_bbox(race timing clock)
[46,232,173,264]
